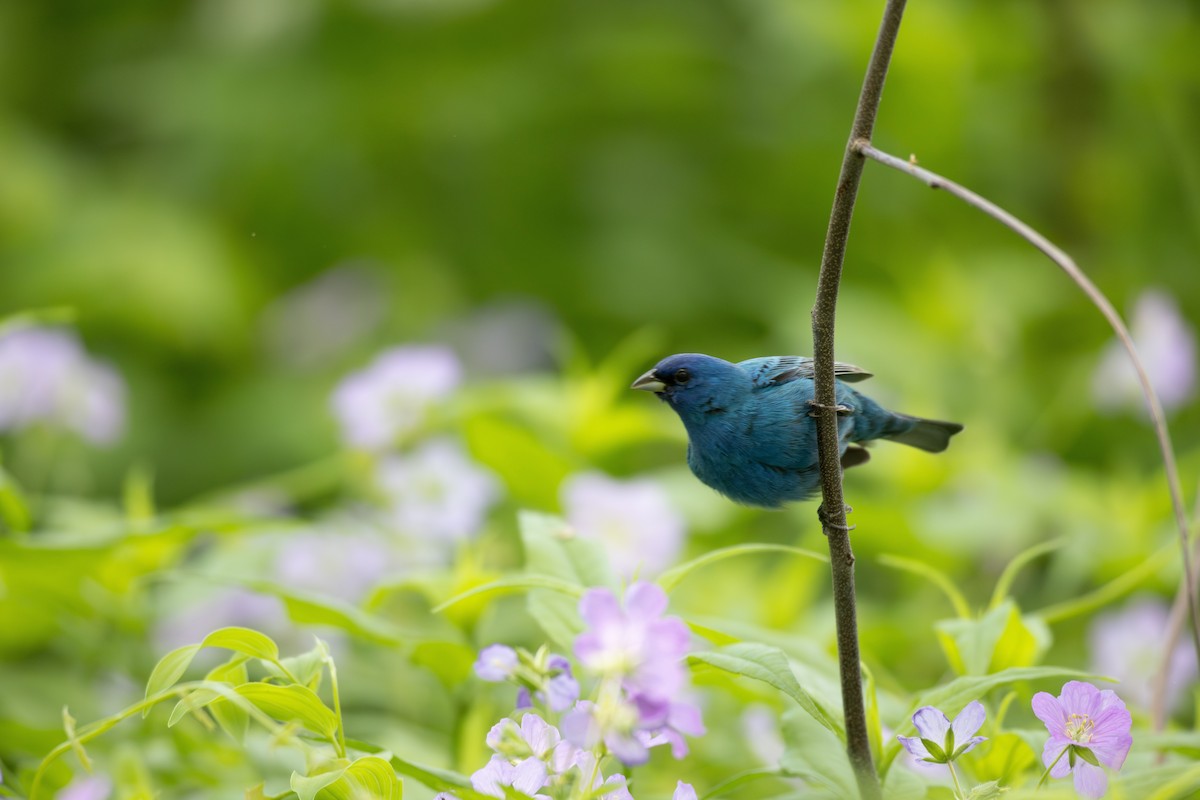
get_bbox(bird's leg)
[817,502,855,533]
[807,400,853,417]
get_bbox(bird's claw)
[807,400,853,418]
[817,503,855,533]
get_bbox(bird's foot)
[817,503,855,533]
[807,400,854,418]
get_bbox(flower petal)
[1043,740,1072,777]
[1060,681,1104,717]
[954,736,987,757]
[624,581,669,618]
[510,758,548,796]
[950,700,986,742]
[1031,692,1066,734]
[674,782,698,800]
[1072,761,1109,799]
[578,587,622,629]
[911,706,951,742]
[897,735,931,760]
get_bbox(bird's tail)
[882,415,963,453]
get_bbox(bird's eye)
[674,368,691,383]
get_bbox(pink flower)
[1032,681,1133,798]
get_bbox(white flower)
[561,472,685,578]
[0,326,126,444]
[376,437,499,543]
[331,344,461,449]
[1093,289,1196,413]
[274,525,396,603]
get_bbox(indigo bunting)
[632,353,962,508]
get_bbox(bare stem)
[856,142,1200,690]
[810,2,908,797]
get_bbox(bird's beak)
[631,369,666,393]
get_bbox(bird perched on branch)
[631,353,962,509]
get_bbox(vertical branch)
[810,2,908,797]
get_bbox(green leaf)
[779,707,856,800]
[201,627,280,662]
[0,463,32,534]
[142,644,201,717]
[432,574,583,613]
[235,683,339,742]
[878,554,971,619]
[518,511,616,650]
[207,657,250,742]
[935,600,1049,675]
[378,751,493,800]
[690,643,843,738]
[1072,744,1100,767]
[657,544,827,593]
[167,688,221,729]
[1036,539,1176,624]
[291,756,401,800]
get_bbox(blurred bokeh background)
[1,0,1198,797]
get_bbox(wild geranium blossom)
[0,326,126,444]
[561,472,686,579]
[564,582,705,765]
[375,437,499,543]
[897,701,987,769]
[1033,681,1133,798]
[331,344,461,449]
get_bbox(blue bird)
[631,353,962,508]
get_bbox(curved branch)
[809,2,908,797]
[856,142,1200,718]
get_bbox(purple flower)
[561,472,686,579]
[475,644,519,682]
[376,438,499,543]
[897,701,987,769]
[1032,681,1133,798]
[674,782,698,800]
[331,344,461,450]
[471,755,547,799]
[0,326,126,445]
[543,654,581,712]
[1089,597,1197,713]
[273,526,396,603]
[574,582,691,701]
[1093,288,1196,414]
[58,775,112,800]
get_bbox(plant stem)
[855,141,1200,682]
[810,2,907,798]
[947,761,966,800]
[1036,745,1070,789]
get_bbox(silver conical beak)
[631,369,666,392]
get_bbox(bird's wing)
[737,355,873,387]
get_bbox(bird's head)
[630,353,749,416]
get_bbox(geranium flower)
[1032,681,1133,798]
[897,701,987,769]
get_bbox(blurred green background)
[3,0,1197,502]
[2,0,1200,797]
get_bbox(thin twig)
[810,2,908,797]
[1151,475,1200,732]
[856,142,1200,685]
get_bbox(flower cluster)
[462,711,695,800]
[0,325,126,444]
[563,582,704,765]
[475,585,700,777]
